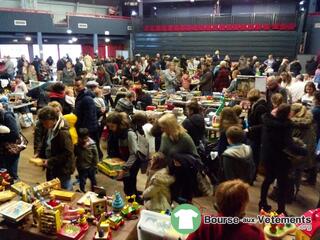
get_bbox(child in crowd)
[181,69,191,91]
[271,93,283,116]
[222,126,255,184]
[187,179,265,240]
[143,152,175,212]
[154,67,161,90]
[74,128,98,192]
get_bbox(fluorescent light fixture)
[25,36,31,41]
[72,37,78,42]
[190,0,195,2]
[153,6,157,10]
[68,39,73,43]
[67,29,72,34]
[105,38,110,43]
[105,31,110,35]
[131,10,137,16]
[299,1,304,5]
[301,7,305,11]
[13,39,18,43]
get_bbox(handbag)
[4,133,28,155]
[19,113,34,128]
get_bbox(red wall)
[81,43,124,58]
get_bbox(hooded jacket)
[143,167,175,212]
[75,137,98,170]
[41,117,75,179]
[63,113,78,145]
[261,113,307,169]
[222,144,255,183]
[291,110,317,167]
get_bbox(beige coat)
[143,168,175,212]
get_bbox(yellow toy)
[94,213,112,240]
[39,208,62,234]
[50,190,76,201]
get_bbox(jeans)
[78,167,97,192]
[0,155,20,180]
[60,176,72,190]
[123,160,140,196]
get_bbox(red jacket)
[187,216,265,240]
[214,67,230,92]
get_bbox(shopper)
[48,82,73,115]
[143,152,175,212]
[164,62,178,94]
[74,78,101,160]
[182,101,205,147]
[0,104,21,180]
[187,179,264,240]
[115,92,134,116]
[266,76,288,110]
[75,128,98,192]
[301,82,316,105]
[259,104,307,214]
[105,112,139,197]
[158,113,199,203]
[37,106,75,190]
[222,126,255,183]
[247,89,268,179]
[62,61,76,86]
[199,64,213,96]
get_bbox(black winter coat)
[75,90,98,133]
[260,113,307,170]
[247,99,268,143]
[182,114,205,146]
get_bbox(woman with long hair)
[158,113,199,203]
[105,112,140,198]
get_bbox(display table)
[0,193,139,240]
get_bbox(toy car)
[107,214,124,230]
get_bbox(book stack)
[0,200,32,222]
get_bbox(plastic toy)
[63,205,86,222]
[261,211,296,239]
[0,190,16,203]
[94,213,112,240]
[121,195,141,219]
[112,192,124,212]
[0,168,12,184]
[107,213,124,230]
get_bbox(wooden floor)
[18,126,319,218]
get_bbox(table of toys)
[192,197,320,240]
[0,171,141,240]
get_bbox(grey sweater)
[159,132,199,158]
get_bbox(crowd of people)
[1,50,320,240]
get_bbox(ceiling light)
[301,7,305,11]
[299,1,304,5]
[72,37,78,42]
[105,38,110,43]
[153,6,157,10]
[44,39,48,42]
[25,36,31,41]
[131,10,137,16]
[67,29,72,34]
[105,31,110,35]
[68,39,73,43]
[137,0,141,2]
[13,39,18,43]
[190,0,195,2]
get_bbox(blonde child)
[143,153,175,212]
